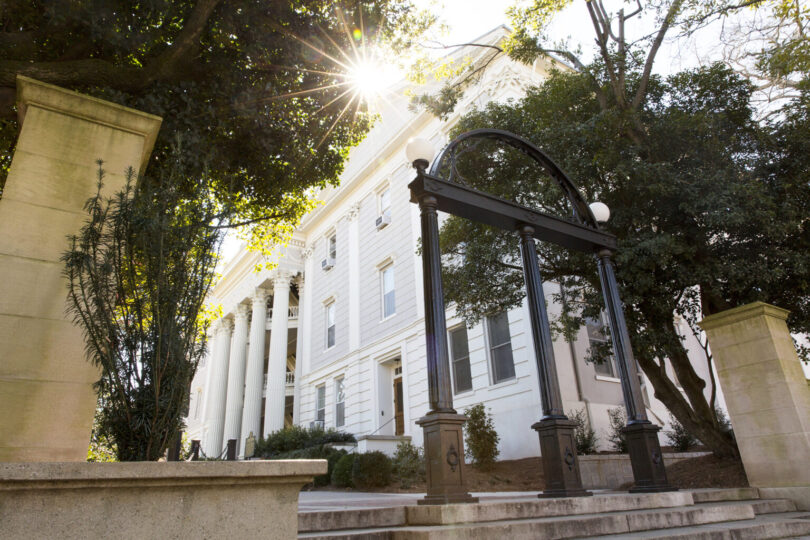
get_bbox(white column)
[302,246,315,378]
[348,204,361,350]
[222,304,250,452]
[264,273,292,436]
[292,274,306,424]
[203,318,233,457]
[239,289,269,446]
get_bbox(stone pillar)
[203,319,233,457]
[292,274,306,425]
[0,76,161,462]
[700,302,810,510]
[222,304,250,454]
[264,274,292,436]
[240,289,270,446]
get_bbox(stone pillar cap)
[16,75,162,173]
[699,301,790,331]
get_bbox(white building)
[185,27,720,460]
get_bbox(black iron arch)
[429,128,599,230]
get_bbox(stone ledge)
[699,301,790,330]
[0,459,327,490]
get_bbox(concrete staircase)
[298,488,810,539]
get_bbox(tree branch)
[632,0,686,111]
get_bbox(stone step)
[579,511,810,539]
[299,492,692,533]
[299,502,757,539]
[691,487,761,503]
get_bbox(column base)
[416,412,478,506]
[623,422,678,493]
[532,418,592,498]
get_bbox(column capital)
[234,304,251,322]
[293,273,305,288]
[218,318,234,335]
[272,271,294,289]
[346,203,361,221]
[251,288,270,305]
[302,244,315,260]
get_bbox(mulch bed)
[664,454,749,489]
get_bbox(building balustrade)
[266,306,299,320]
[263,372,295,392]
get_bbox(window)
[327,233,337,260]
[335,377,345,427]
[487,312,515,383]
[381,264,395,318]
[586,313,616,377]
[316,385,326,424]
[325,301,336,348]
[379,187,391,219]
[449,326,472,393]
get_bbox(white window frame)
[316,385,326,424]
[324,300,336,349]
[586,312,616,378]
[380,262,396,319]
[327,232,337,261]
[378,185,392,220]
[334,377,345,428]
[448,325,472,394]
[486,311,516,384]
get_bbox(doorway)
[393,369,404,436]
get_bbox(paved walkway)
[298,490,611,512]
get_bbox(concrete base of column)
[623,422,677,493]
[532,418,592,498]
[416,412,478,505]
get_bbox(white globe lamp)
[589,201,610,223]
[406,137,434,171]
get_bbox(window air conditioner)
[375,214,391,230]
[321,257,335,271]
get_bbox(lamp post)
[406,138,477,506]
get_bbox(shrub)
[463,403,500,470]
[568,408,598,455]
[254,425,355,458]
[265,444,345,486]
[665,413,698,452]
[392,440,425,488]
[352,451,393,488]
[607,407,628,453]
[331,453,357,487]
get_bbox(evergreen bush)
[331,453,357,487]
[607,407,628,453]
[254,425,355,458]
[392,440,424,488]
[665,413,698,452]
[352,451,393,488]
[568,408,598,455]
[463,403,500,470]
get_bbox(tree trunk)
[634,321,739,459]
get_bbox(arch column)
[264,273,292,436]
[203,318,233,457]
[222,304,250,453]
[240,288,270,448]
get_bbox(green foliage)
[86,407,117,463]
[434,62,810,459]
[665,413,698,452]
[463,403,500,470]
[253,425,356,458]
[569,409,598,455]
[331,453,357,488]
[64,163,221,461]
[0,2,434,212]
[352,451,393,488]
[392,440,425,488]
[607,408,628,454]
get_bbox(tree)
[435,64,810,459]
[63,161,226,461]
[0,0,433,242]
